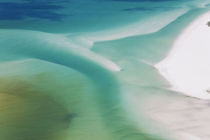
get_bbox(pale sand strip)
[155,11,210,99]
[143,94,210,140]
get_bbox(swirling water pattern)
[0,0,210,140]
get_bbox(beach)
[155,11,210,99]
[146,10,210,140]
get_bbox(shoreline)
[155,11,210,99]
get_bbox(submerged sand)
[144,93,210,140]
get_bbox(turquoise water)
[0,0,210,140]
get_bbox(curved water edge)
[0,29,121,72]
[0,29,166,140]
[68,8,189,44]
[1,1,210,139]
[155,10,210,99]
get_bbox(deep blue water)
[0,0,195,32]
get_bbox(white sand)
[155,11,210,99]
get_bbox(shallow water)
[0,0,210,140]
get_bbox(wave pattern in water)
[1,0,210,140]
[0,29,165,140]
